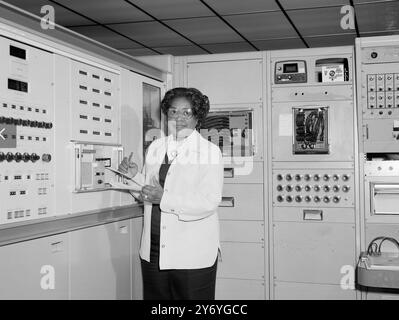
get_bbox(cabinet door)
[69,220,131,299]
[0,234,68,299]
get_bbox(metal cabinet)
[0,233,69,299]
[69,220,131,299]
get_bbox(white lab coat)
[132,130,224,270]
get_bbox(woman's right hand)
[118,152,138,179]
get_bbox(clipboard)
[105,167,144,187]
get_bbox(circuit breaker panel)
[357,36,399,299]
[0,37,55,224]
[269,47,357,299]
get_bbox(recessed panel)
[68,25,143,49]
[225,12,297,40]
[165,17,243,44]
[112,21,193,47]
[206,0,279,14]
[128,0,213,19]
[55,0,151,24]
[356,2,399,33]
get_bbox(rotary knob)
[304,174,312,181]
[45,122,53,129]
[295,185,302,192]
[277,195,284,202]
[295,174,302,181]
[276,174,283,181]
[31,153,40,162]
[42,154,52,162]
[295,195,302,203]
[305,196,312,202]
[314,196,321,203]
[314,174,320,181]
[286,195,293,203]
[333,185,340,192]
[6,152,14,162]
[314,185,321,192]
[276,185,283,192]
[0,152,5,162]
[342,174,350,181]
[323,185,330,192]
[15,152,22,162]
[323,174,330,181]
[323,196,331,203]
[333,196,341,203]
[286,185,293,192]
[5,117,13,124]
[304,185,311,192]
[333,174,340,181]
[22,152,31,162]
[342,186,350,193]
[286,174,292,181]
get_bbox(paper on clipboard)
[105,167,144,187]
[109,181,143,192]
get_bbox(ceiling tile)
[252,38,306,50]
[111,21,193,47]
[225,12,298,41]
[202,42,255,54]
[355,2,399,33]
[305,34,357,47]
[127,0,213,20]
[288,6,354,36]
[155,45,206,56]
[280,0,350,10]
[121,47,159,56]
[5,0,93,26]
[205,0,279,15]
[54,0,152,24]
[165,17,244,44]
[68,25,144,49]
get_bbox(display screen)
[8,79,28,92]
[283,63,298,73]
[9,45,26,60]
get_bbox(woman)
[118,87,224,300]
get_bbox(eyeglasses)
[167,108,194,120]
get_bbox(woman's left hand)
[141,176,164,204]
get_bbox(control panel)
[0,37,54,225]
[275,60,307,84]
[273,169,354,207]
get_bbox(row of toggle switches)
[0,117,53,128]
[0,152,51,162]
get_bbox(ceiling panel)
[111,21,194,47]
[252,38,306,50]
[68,25,144,49]
[127,0,213,20]
[202,42,255,53]
[225,12,297,41]
[5,0,93,26]
[165,17,244,44]
[305,34,357,47]
[205,0,279,15]
[280,0,350,9]
[288,6,354,36]
[155,45,206,56]
[355,2,399,33]
[120,47,158,56]
[55,0,152,24]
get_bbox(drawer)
[216,279,265,300]
[219,220,264,243]
[273,207,355,223]
[273,222,356,284]
[219,184,263,220]
[223,161,263,184]
[274,281,356,300]
[217,242,264,280]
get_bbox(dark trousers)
[141,258,218,300]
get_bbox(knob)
[333,174,340,181]
[277,195,284,202]
[5,117,13,124]
[333,185,340,192]
[295,174,302,181]
[0,116,6,124]
[31,153,40,162]
[45,122,53,129]
[277,185,283,192]
[98,180,103,184]
[371,52,378,59]
[15,152,22,162]
[22,152,31,162]
[305,196,312,202]
[286,195,293,203]
[342,174,350,181]
[22,119,30,126]
[304,185,311,192]
[286,174,292,181]
[13,118,21,125]
[323,196,331,203]
[323,185,330,192]
[6,152,14,162]
[295,195,302,203]
[342,186,350,193]
[295,185,302,192]
[323,174,330,181]
[42,154,52,162]
[30,120,38,127]
[277,174,283,181]
[314,196,321,203]
[314,185,320,192]
[0,152,5,162]
[333,196,341,203]
[314,174,320,181]
[304,174,311,181]
[37,121,45,128]
[286,185,293,192]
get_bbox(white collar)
[166,130,197,161]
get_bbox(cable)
[367,236,399,256]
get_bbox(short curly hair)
[160,87,210,128]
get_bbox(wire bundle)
[367,236,399,256]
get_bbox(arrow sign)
[0,128,5,140]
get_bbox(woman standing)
[119,87,224,300]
